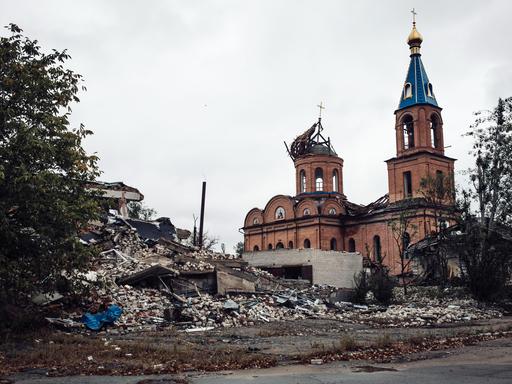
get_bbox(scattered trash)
[82,305,123,331]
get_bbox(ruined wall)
[242,249,362,288]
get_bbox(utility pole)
[198,181,206,248]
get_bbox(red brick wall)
[295,155,344,195]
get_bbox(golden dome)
[407,24,423,45]
[407,23,423,54]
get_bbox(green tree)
[127,201,157,221]
[457,97,512,300]
[234,241,244,256]
[0,25,100,305]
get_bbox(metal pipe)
[198,181,206,248]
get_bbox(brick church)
[242,21,456,274]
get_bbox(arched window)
[430,114,439,148]
[332,169,339,192]
[315,168,324,191]
[402,231,411,252]
[402,115,415,150]
[304,238,311,249]
[328,208,337,215]
[253,245,259,251]
[288,241,294,249]
[300,170,307,193]
[330,238,337,251]
[275,206,285,220]
[426,82,434,98]
[373,235,382,262]
[252,217,259,225]
[303,208,311,216]
[348,238,356,252]
[268,243,273,250]
[403,82,412,99]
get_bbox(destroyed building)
[87,181,143,218]
[242,21,457,275]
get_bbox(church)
[242,20,456,275]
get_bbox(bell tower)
[386,18,455,203]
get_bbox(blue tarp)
[82,305,123,331]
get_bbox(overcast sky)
[2,0,512,251]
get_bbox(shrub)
[352,271,369,304]
[369,267,395,305]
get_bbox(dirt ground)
[1,317,512,378]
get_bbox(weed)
[339,335,358,351]
[375,333,393,348]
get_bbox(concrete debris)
[53,216,504,333]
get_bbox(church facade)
[242,22,457,274]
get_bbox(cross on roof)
[317,102,325,119]
[411,8,417,25]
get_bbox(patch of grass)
[375,333,393,348]
[407,335,425,346]
[310,341,325,349]
[257,328,287,337]
[0,332,277,377]
[339,335,358,351]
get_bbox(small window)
[328,208,337,215]
[402,232,411,259]
[288,241,294,249]
[403,171,412,198]
[426,82,434,98]
[275,207,285,220]
[268,243,273,250]
[304,238,311,249]
[300,170,307,193]
[330,238,337,251]
[348,238,356,252]
[253,245,259,251]
[404,82,413,99]
[276,242,284,249]
[373,235,382,262]
[252,217,259,225]
[315,168,324,191]
[303,208,311,216]
[332,169,339,192]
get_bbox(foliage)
[447,218,510,301]
[362,244,395,304]
[352,270,369,304]
[234,241,244,256]
[466,97,512,227]
[0,25,100,305]
[369,265,395,305]
[127,201,157,221]
[455,97,512,300]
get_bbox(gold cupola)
[407,13,423,55]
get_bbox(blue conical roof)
[397,53,438,111]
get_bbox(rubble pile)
[334,287,503,327]
[50,216,504,332]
